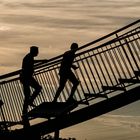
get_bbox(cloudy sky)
[0,0,140,74]
[0,0,140,139]
[60,114,140,140]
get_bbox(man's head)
[30,46,39,57]
[70,43,78,52]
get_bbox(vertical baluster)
[76,57,90,94]
[74,65,85,100]
[10,82,21,121]
[0,86,10,121]
[89,52,104,92]
[7,82,19,121]
[104,45,119,85]
[86,52,100,93]
[34,73,45,103]
[94,49,109,86]
[126,36,140,70]
[100,47,115,86]
[128,36,140,70]
[41,70,52,102]
[116,34,132,78]
[2,84,14,121]
[112,42,127,78]
[83,54,96,93]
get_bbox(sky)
[60,114,140,140]
[0,0,140,139]
[0,0,140,75]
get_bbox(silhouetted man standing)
[53,43,79,103]
[20,46,47,117]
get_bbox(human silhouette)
[53,43,79,103]
[20,46,47,117]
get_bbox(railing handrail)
[78,19,140,50]
[0,19,140,125]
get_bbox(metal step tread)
[84,93,108,98]
[27,102,78,119]
[102,86,125,91]
[119,78,140,83]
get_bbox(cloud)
[0,0,140,75]
[0,0,139,31]
[94,115,140,131]
[0,25,11,31]
[0,13,104,30]
[60,114,140,140]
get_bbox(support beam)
[119,78,140,83]
[16,85,140,136]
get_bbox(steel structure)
[0,19,140,138]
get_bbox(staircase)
[0,19,140,138]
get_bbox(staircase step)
[84,93,108,98]
[119,78,140,83]
[27,102,78,119]
[102,86,125,91]
[78,100,89,105]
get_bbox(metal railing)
[0,19,140,124]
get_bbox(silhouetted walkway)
[0,19,140,140]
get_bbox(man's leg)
[29,77,42,105]
[22,83,31,129]
[53,75,67,102]
[67,72,79,101]
[22,83,30,115]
